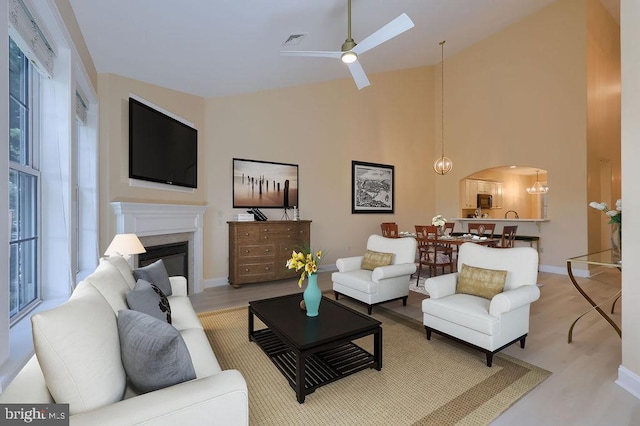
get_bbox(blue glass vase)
[303,273,322,317]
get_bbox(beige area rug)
[198,302,550,426]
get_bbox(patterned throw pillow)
[117,309,196,393]
[361,249,394,271]
[456,263,508,300]
[126,279,172,323]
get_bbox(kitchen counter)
[450,218,547,248]
[451,218,549,222]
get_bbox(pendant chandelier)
[433,40,453,175]
[526,170,549,194]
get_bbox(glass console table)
[566,249,621,343]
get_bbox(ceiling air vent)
[282,34,307,46]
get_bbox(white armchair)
[422,243,540,366]
[332,235,417,314]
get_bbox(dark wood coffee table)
[248,293,382,403]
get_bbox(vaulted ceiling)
[69,0,619,98]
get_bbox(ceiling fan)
[281,0,414,90]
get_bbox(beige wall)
[98,74,206,251]
[203,67,435,280]
[432,0,589,270]
[620,0,640,391]
[586,0,622,254]
[98,68,436,279]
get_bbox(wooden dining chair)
[468,223,496,239]
[497,225,518,248]
[415,225,454,281]
[444,222,455,236]
[381,222,399,238]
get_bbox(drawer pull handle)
[244,232,249,236]
[245,268,250,272]
[245,249,250,253]
[265,266,270,270]
[265,249,270,252]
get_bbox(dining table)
[435,234,497,247]
[398,232,497,247]
[400,232,497,273]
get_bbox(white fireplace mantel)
[110,202,207,293]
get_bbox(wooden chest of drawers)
[228,220,311,287]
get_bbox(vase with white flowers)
[432,214,447,235]
[286,248,324,316]
[589,199,622,260]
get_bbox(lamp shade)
[104,233,146,257]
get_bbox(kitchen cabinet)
[460,179,478,209]
[477,180,493,194]
[228,220,311,287]
[460,179,503,210]
[493,182,503,209]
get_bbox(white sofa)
[0,255,248,425]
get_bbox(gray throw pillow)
[117,309,196,394]
[126,279,172,323]
[133,259,172,296]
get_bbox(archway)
[459,166,548,219]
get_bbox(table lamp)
[104,233,146,260]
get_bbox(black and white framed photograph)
[352,161,394,214]
[232,158,299,208]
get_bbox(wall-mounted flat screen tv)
[233,158,298,208]
[129,97,197,189]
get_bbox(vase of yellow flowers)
[286,248,324,317]
[589,199,622,261]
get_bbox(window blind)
[8,0,56,78]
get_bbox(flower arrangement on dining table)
[432,215,447,227]
[589,199,622,225]
[286,248,324,287]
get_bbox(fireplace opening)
[138,242,189,293]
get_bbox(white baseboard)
[616,366,640,400]
[203,265,339,291]
[539,263,591,278]
[204,277,229,289]
[203,264,572,290]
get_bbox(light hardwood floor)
[189,269,640,425]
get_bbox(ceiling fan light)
[341,51,358,63]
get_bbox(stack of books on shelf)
[234,213,255,221]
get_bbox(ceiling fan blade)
[352,13,414,55]
[280,50,342,59]
[347,61,370,90]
